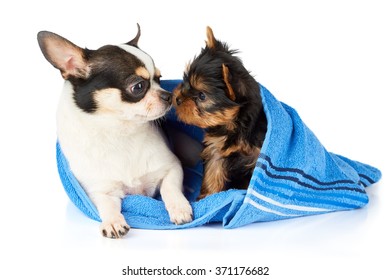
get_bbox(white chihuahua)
[37,25,193,238]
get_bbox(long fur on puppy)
[173,27,267,199]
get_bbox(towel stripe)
[247,189,331,212]
[358,173,375,184]
[259,154,357,186]
[244,198,299,217]
[252,173,368,204]
[251,174,368,210]
[256,161,365,194]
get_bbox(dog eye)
[198,92,206,101]
[130,81,146,95]
[153,75,161,84]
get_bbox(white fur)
[39,29,193,238]
[52,41,192,238]
[118,44,155,77]
[57,82,193,237]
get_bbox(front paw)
[100,215,130,239]
[166,199,193,225]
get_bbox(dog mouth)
[150,106,171,120]
[137,103,171,121]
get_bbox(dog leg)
[89,192,130,238]
[160,165,193,225]
[198,157,227,200]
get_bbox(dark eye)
[198,92,206,101]
[130,81,146,95]
[154,75,161,84]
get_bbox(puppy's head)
[38,24,171,122]
[173,27,262,130]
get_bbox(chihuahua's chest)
[56,90,173,194]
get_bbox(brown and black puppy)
[173,27,267,199]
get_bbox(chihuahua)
[173,27,267,199]
[38,25,193,238]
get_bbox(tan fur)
[201,108,239,130]
[199,135,228,198]
[39,27,194,239]
[173,81,240,130]
[154,67,161,78]
[223,140,260,159]
[206,26,216,49]
[222,64,236,101]
[199,136,260,198]
[173,26,265,200]
[174,96,239,130]
[190,75,210,94]
[135,66,150,80]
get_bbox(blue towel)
[56,80,381,229]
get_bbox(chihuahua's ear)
[222,64,236,101]
[37,31,90,80]
[126,23,141,47]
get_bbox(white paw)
[100,215,130,238]
[166,199,193,225]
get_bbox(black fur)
[179,31,268,193]
[186,43,267,141]
[69,46,151,113]
[225,151,255,189]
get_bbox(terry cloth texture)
[56,80,381,229]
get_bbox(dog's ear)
[37,31,90,80]
[222,64,236,101]
[205,26,230,53]
[206,26,217,49]
[126,23,141,47]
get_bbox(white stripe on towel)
[247,189,331,212]
[245,198,299,217]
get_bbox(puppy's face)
[173,73,239,129]
[38,25,171,122]
[173,27,241,129]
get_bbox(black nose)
[160,91,172,104]
[176,97,183,106]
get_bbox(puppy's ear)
[205,26,217,49]
[37,31,90,80]
[127,23,141,47]
[222,64,236,101]
[205,26,230,53]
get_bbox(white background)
[1,0,389,279]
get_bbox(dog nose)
[176,97,183,106]
[160,91,172,104]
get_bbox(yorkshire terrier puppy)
[173,27,267,199]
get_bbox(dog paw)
[100,216,130,239]
[166,200,193,225]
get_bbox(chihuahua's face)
[38,25,171,122]
[173,27,244,129]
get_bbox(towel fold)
[56,80,381,229]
